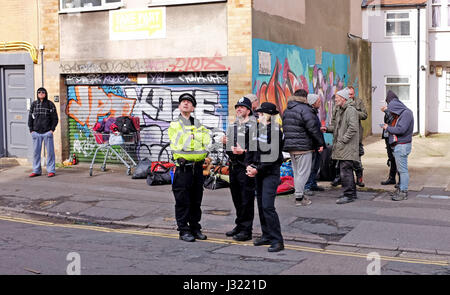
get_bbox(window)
[446,69,450,109]
[60,0,122,13]
[386,77,410,102]
[432,0,442,27]
[385,12,410,37]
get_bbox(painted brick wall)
[227,0,253,121]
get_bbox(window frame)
[431,0,442,28]
[445,68,450,110]
[59,0,124,14]
[147,0,227,7]
[384,10,411,38]
[385,76,411,102]
[429,0,450,31]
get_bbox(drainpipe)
[416,6,421,135]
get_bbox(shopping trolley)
[89,116,140,176]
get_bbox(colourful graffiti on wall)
[66,84,228,161]
[252,39,350,132]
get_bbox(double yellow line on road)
[0,214,448,267]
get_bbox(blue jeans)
[305,151,320,190]
[31,131,56,174]
[393,143,412,191]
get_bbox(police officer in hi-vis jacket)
[168,93,211,242]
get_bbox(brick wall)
[38,0,62,162]
[227,0,253,121]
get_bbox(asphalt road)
[0,213,449,276]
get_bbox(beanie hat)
[244,94,258,103]
[307,94,319,106]
[336,88,350,101]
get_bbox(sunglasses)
[37,91,45,94]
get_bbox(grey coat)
[326,100,360,162]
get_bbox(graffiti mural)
[66,83,228,162]
[253,39,351,144]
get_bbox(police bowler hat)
[255,102,279,115]
[179,93,197,107]
[235,96,253,114]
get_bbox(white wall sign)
[110,8,166,40]
[258,51,271,75]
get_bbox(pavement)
[0,134,450,257]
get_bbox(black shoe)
[381,178,396,185]
[179,232,195,242]
[253,237,272,246]
[356,178,365,188]
[311,186,325,192]
[268,243,284,252]
[233,232,252,242]
[336,196,355,205]
[226,227,240,237]
[331,177,341,187]
[192,230,207,240]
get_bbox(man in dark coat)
[28,87,59,178]
[380,90,398,185]
[282,90,325,206]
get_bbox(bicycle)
[156,127,228,166]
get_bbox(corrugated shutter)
[66,82,228,163]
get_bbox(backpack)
[115,116,137,134]
[277,176,294,195]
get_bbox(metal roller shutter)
[66,75,229,163]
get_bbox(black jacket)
[282,96,325,152]
[28,88,58,134]
[246,122,284,175]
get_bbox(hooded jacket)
[282,95,325,152]
[28,88,58,134]
[385,94,414,146]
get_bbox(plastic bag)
[132,158,152,179]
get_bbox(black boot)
[356,177,365,188]
[331,175,341,187]
[381,177,396,185]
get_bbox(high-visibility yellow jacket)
[168,115,211,162]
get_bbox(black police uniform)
[246,105,284,251]
[225,117,257,240]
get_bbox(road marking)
[0,215,448,267]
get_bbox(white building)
[363,0,450,135]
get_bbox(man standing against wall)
[28,87,59,178]
[321,88,359,204]
[282,90,325,206]
[223,96,257,242]
[168,93,211,242]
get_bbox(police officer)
[223,96,257,242]
[168,93,211,242]
[246,102,285,253]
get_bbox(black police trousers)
[255,169,283,245]
[229,164,255,234]
[172,162,205,233]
